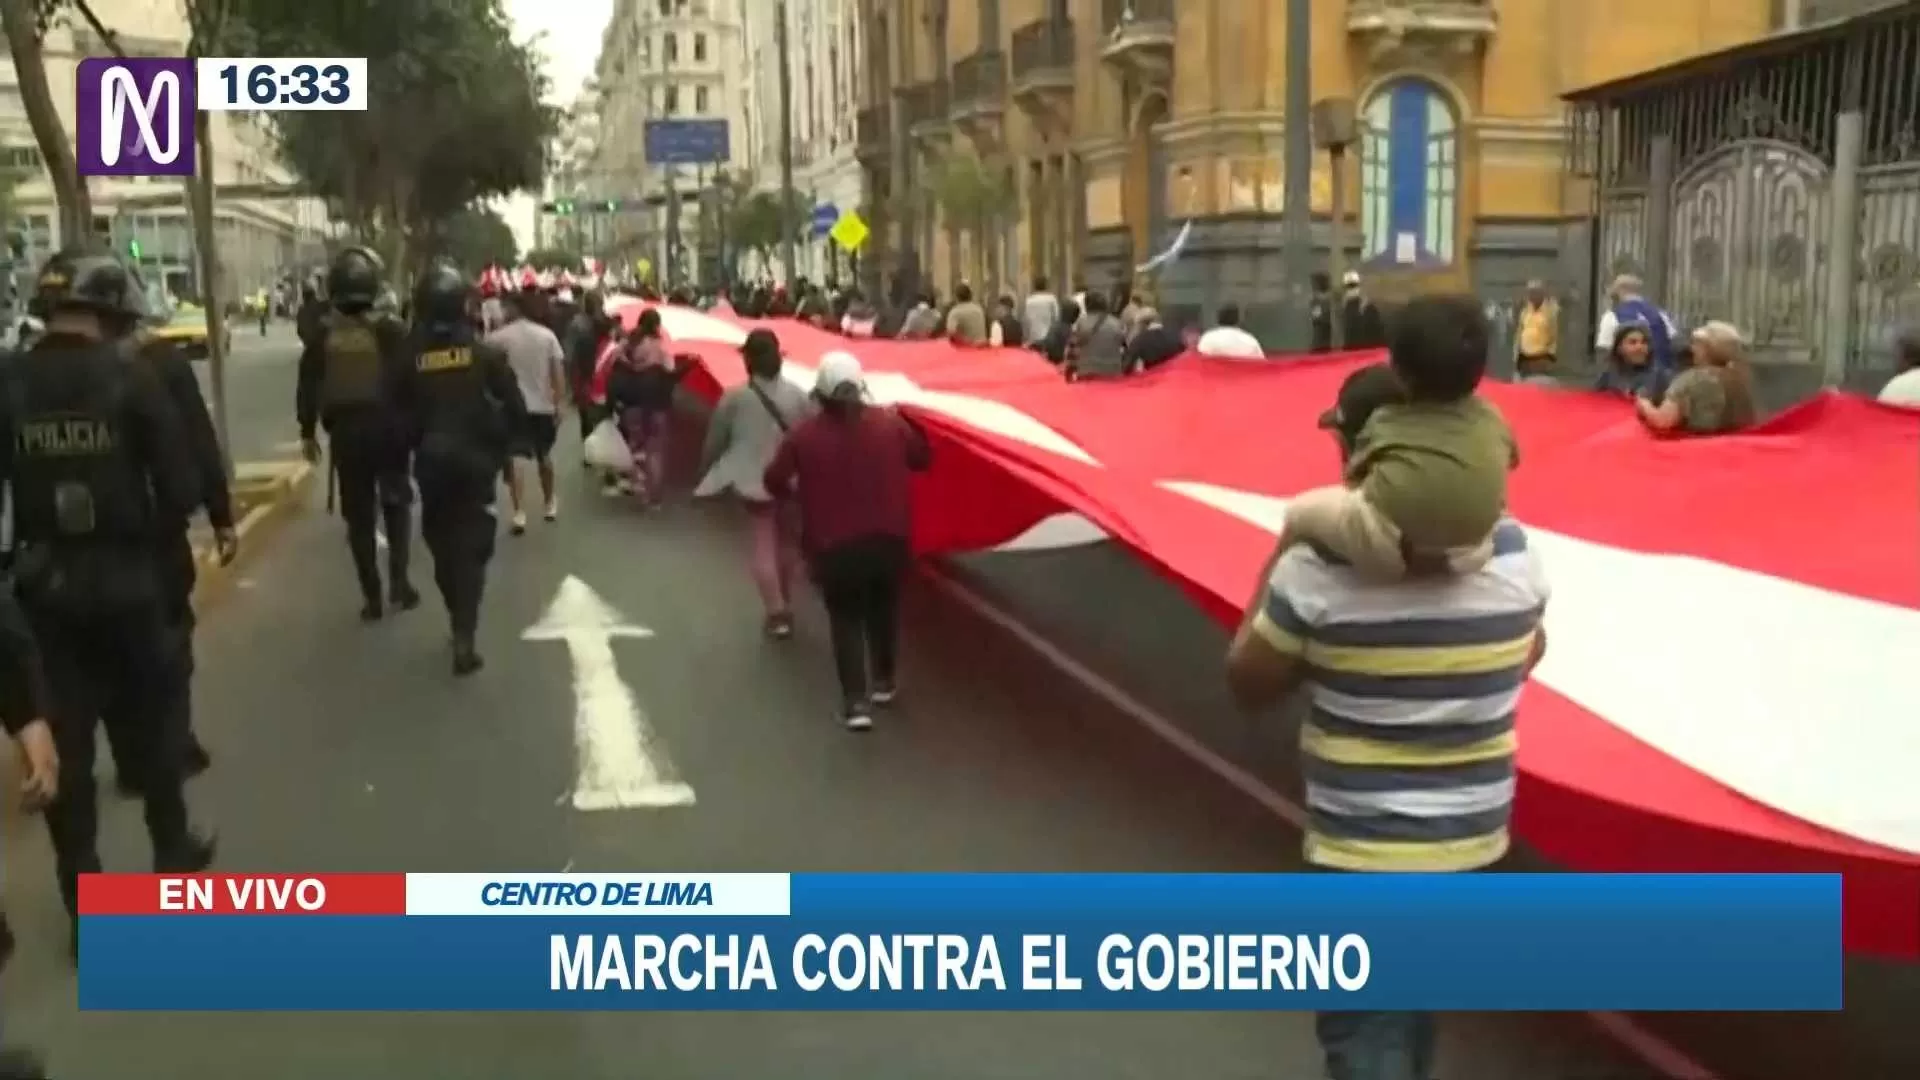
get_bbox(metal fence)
[1562,2,1920,404]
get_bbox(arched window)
[1359,78,1459,267]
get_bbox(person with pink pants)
[695,328,813,637]
[606,308,693,507]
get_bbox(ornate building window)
[1359,78,1459,267]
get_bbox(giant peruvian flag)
[629,302,1920,959]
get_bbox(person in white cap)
[1339,270,1385,349]
[763,351,931,730]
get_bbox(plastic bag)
[583,417,634,472]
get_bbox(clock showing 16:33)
[195,58,370,112]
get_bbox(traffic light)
[602,200,618,212]
[543,200,575,215]
[127,239,142,260]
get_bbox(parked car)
[147,301,230,361]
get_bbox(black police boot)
[154,830,218,877]
[350,530,385,621]
[451,637,484,677]
[0,1046,47,1080]
[384,509,420,612]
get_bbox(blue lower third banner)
[76,872,1842,1011]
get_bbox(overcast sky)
[500,0,614,257]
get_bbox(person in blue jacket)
[1593,274,1677,399]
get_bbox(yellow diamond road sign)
[829,210,869,252]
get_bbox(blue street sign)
[644,119,731,166]
[810,203,839,238]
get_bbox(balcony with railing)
[898,80,951,141]
[1099,0,1173,79]
[856,105,890,164]
[950,49,1007,125]
[1345,1,1498,51]
[1011,17,1076,98]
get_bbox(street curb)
[189,461,317,615]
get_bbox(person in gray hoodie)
[696,329,814,637]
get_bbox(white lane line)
[923,563,1726,1080]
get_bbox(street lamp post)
[776,0,799,284]
[1312,96,1357,349]
[1280,0,1313,351]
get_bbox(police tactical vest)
[321,311,386,407]
[6,343,146,543]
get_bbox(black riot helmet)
[411,262,472,328]
[326,246,384,313]
[27,248,151,331]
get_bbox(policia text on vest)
[17,416,114,455]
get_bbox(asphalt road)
[0,365,1910,1078]
[191,319,306,466]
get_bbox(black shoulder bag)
[747,380,790,433]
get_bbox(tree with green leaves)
[729,191,803,280]
[421,206,517,272]
[934,150,1013,294]
[0,0,95,248]
[8,0,252,471]
[522,247,580,272]
[232,0,557,272]
[699,169,752,283]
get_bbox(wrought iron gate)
[1668,140,1831,360]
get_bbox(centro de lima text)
[482,880,715,907]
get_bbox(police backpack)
[320,311,386,407]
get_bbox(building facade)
[588,0,754,281]
[0,0,333,303]
[742,0,866,283]
[1566,1,1920,404]
[856,0,1781,332]
[539,92,602,253]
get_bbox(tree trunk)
[0,0,92,244]
[187,119,232,476]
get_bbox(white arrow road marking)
[522,575,696,811]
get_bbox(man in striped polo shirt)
[1225,316,1550,1080]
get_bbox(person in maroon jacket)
[764,352,930,730]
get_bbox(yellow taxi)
[145,301,230,360]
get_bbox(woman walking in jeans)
[764,352,930,730]
[696,329,811,637]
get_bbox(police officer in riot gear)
[0,249,216,958]
[296,246,419,620]
[133,312,234,788]
[390,263,527,675]
[20,274,236,796]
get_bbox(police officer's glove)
[301,436,322,464]
[12,718,58,811]
[214,526,239,566]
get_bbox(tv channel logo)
[76,57,196,177]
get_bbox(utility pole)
[662,18,680,287]
[776,0,799,284]
[1280,0,1313,351]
